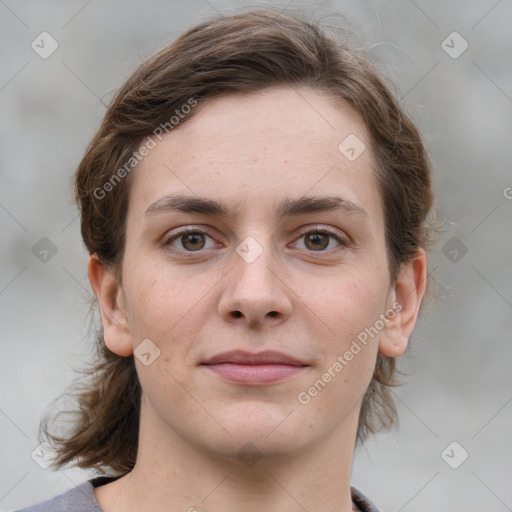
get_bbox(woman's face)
[95,87,420,459]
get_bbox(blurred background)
[1,1,511,511]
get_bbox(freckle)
[284,159,288,163]
[164,357,170,363]
[253,157,258,162]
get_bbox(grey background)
[1,0,511,511]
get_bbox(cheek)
[297,282,381,418]
[307,266,389,337]
[122,260,215,355]
[299,266,387,391]
[125,274,170,338]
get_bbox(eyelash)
[162,225,349,255]
[295,225,349,251]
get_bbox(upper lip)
[202,350,307,366]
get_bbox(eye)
[293,226,348,252]
[162,225,348,255]
[163,228,216,252]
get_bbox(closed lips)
[202,350,307,366]
[201,350,309,385]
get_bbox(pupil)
[184,233,204,250]
[307,233,328,251]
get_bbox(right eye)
[163,228,218,253]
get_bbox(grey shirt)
[13,476,381,512]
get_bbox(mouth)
[200,350,309,385]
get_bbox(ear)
[88,255,133,357]
[379,248,428,357]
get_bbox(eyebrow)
[145,194,369,222]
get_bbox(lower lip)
[203,363,306,384]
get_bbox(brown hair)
[41,8,435,475]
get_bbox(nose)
[218,238,293,329]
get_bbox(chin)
[191,401,315,459]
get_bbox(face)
[91,87,424,461]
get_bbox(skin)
[89,87,427,512]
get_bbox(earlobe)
[378,249,427,357]
[88,255,134,357]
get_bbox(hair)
[40,8,436,475]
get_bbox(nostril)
[230,310,279,319]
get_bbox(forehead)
[129,87,383,227]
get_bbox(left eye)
[294,230,345,251]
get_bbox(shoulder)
[11,477,113,512]
[351,486,382,512]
